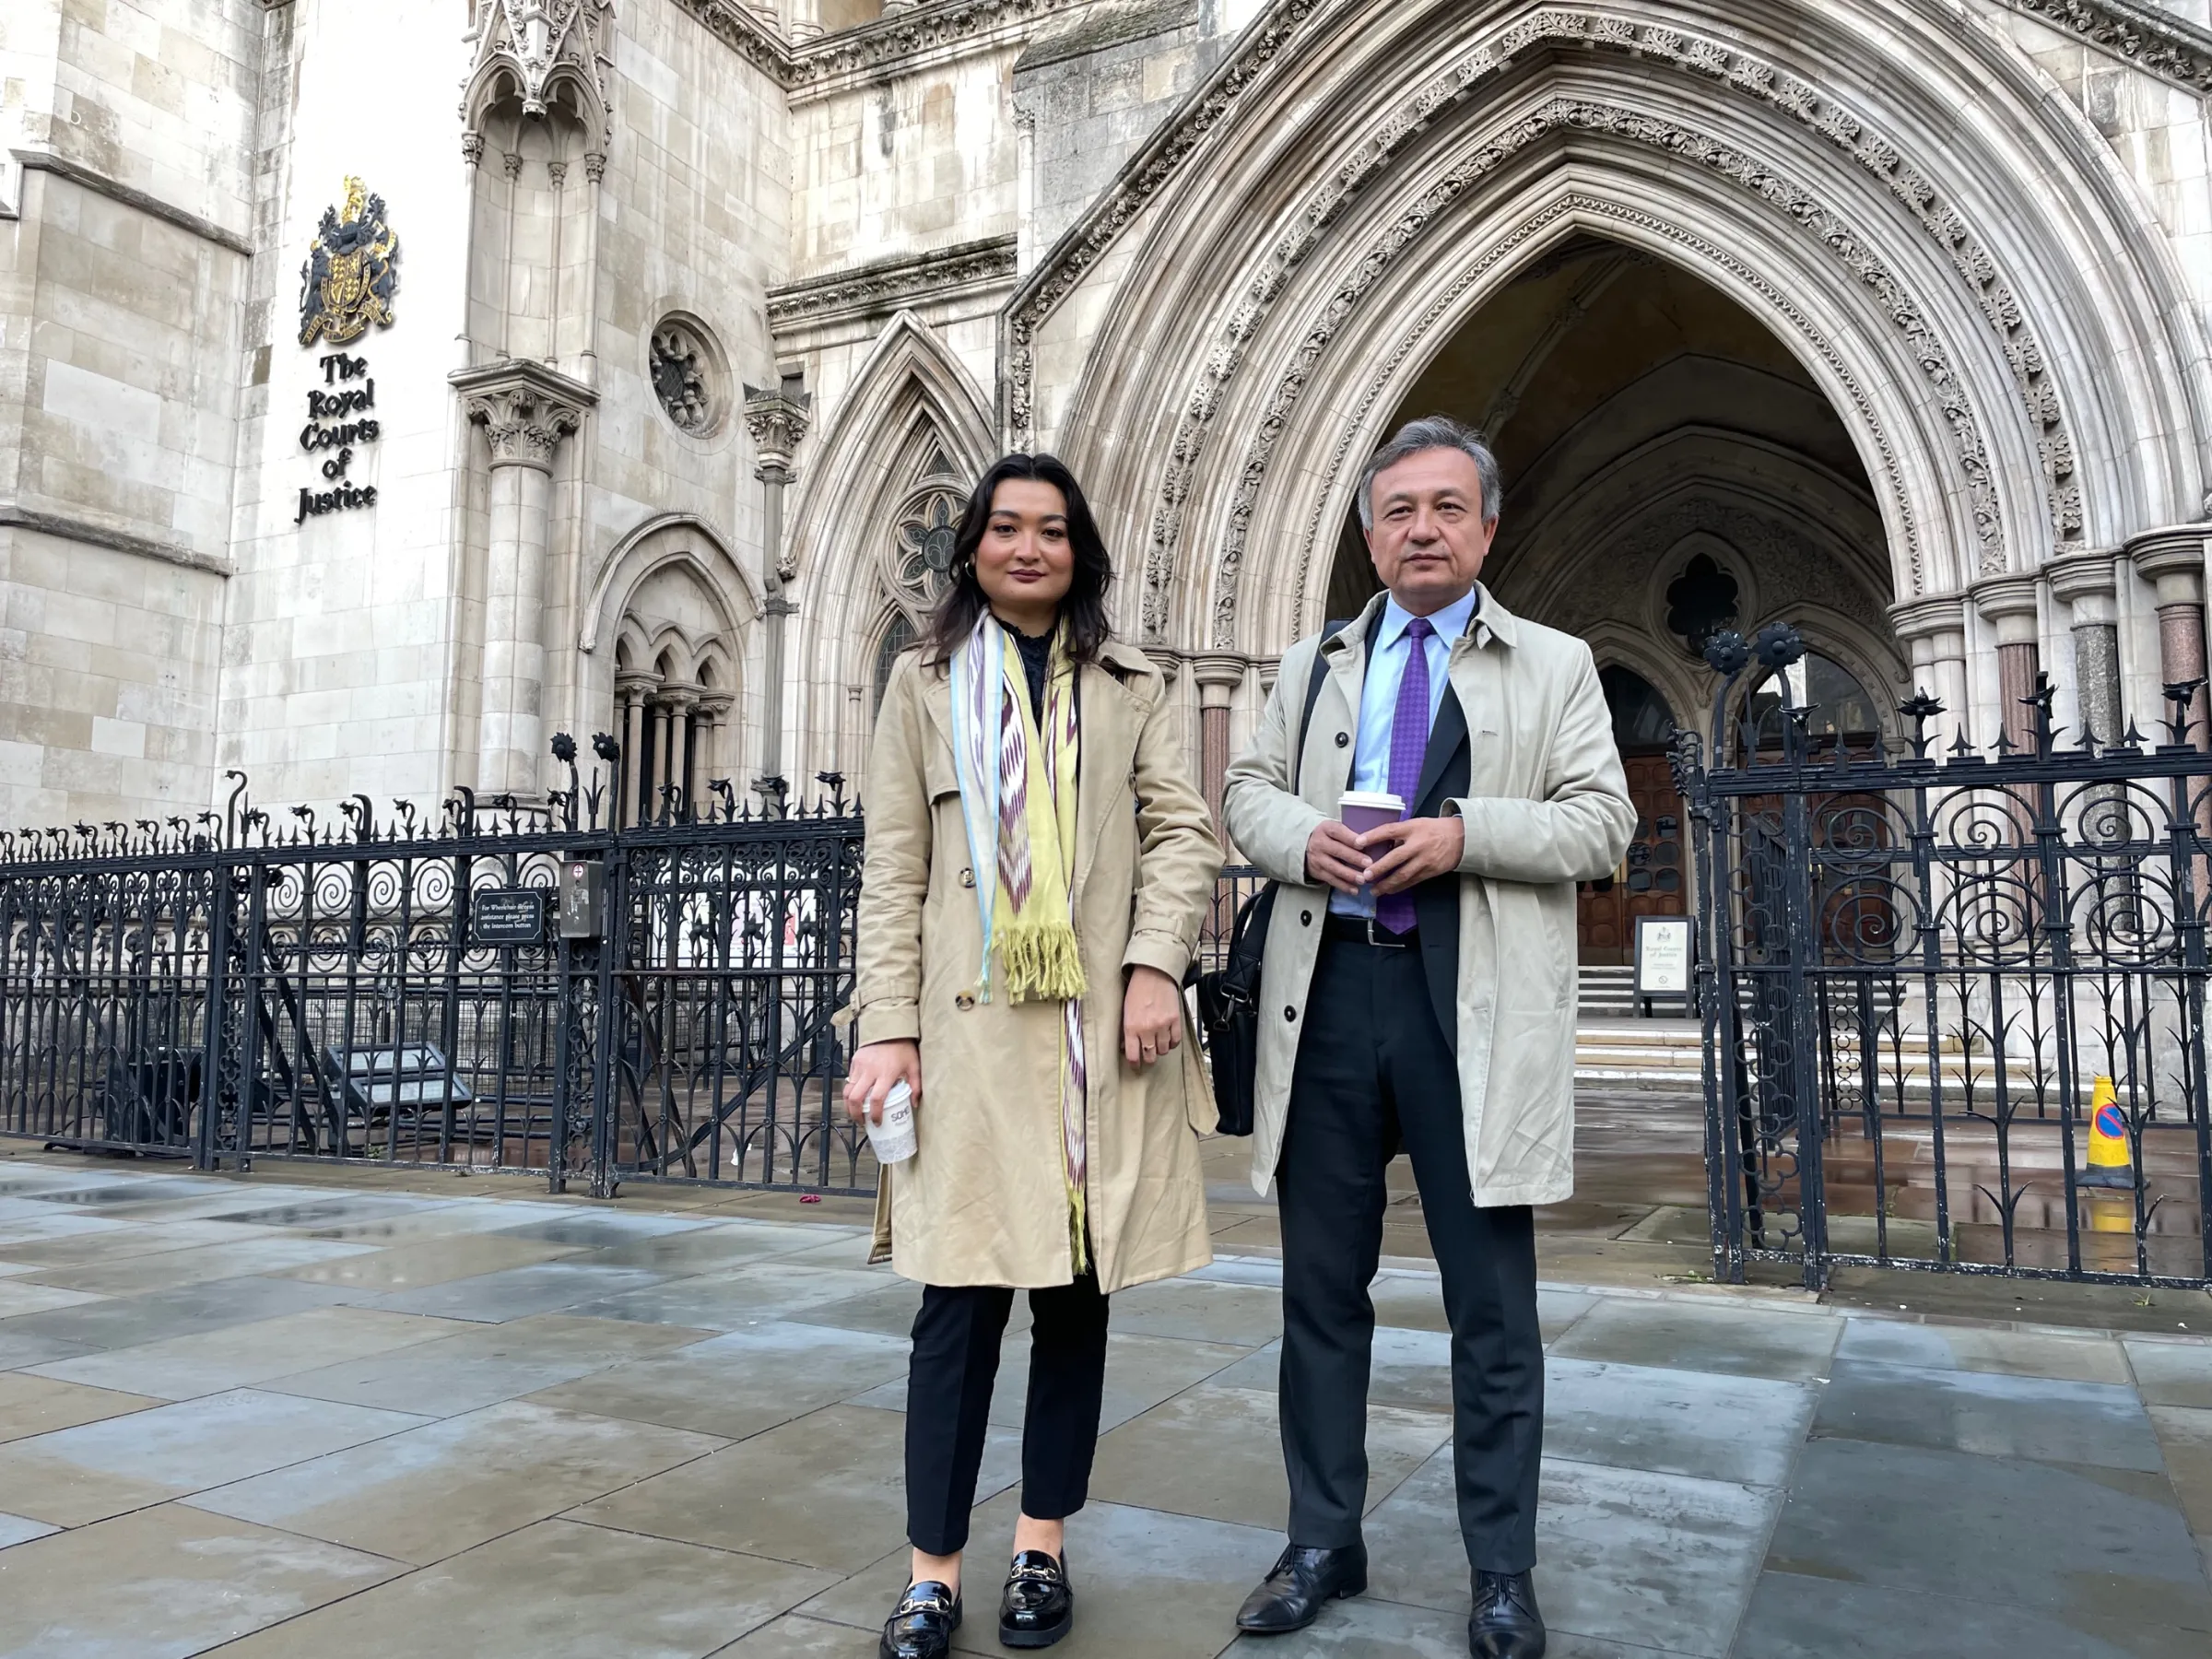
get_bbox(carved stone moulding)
[766,236,1019,334]
[451,358,598,471]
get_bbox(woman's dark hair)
[922,453,1115,666]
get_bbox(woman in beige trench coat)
[844,453,1221,1659]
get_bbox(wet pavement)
[0,1142,2207,1657]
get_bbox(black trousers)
[1277,937,1544,1572]
[904,1273,1111,1556]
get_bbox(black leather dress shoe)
[1467,1570,1546,1659]
[880,1580,961,1659]
[998,1549,1074,1648]
[1234,1543,1369,1633]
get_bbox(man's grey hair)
[1355,416,1502,530]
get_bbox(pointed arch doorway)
[1580,665,1686,965]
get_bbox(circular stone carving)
[649,314,724,437]
[893,488,964,608]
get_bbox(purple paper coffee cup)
[1339,791,1406,838]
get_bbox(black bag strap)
[1292,619,1350,794]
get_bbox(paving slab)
[2147,1405,2212,1540]
[1087,1382,1449,1530]
[2127,1337,2212,1409]
[1106,1278,1286,1347]
[1836,1317,2133,1383]
[563,1262,892,1330]
[0,1502,398,1657]
[0,1278,106,1317]
[526,1318,913,1440]
[197,1194,468,1230]
[1219,1594,1695,1657]
[0,1386,428,1524]
[271,1231,586,1291]
[0,1211,132,1247]
[571,1402,1019,1574]
[0,1371,157,1441]
[1735,1568,2212,1658]
[1548,1297,1841,1382]
[1543,1358,1816,1487]
[1813,1358,2166,1471]
[485,1210,720,1248]
[19,1234,378,1297]
[799,1489,1280,1659]
[0,1511,58,1549]
[1363,1450,1779,1657]
[211,1517,839,1658]
[711,1614,883,1656]
[359,1260,674,1323]
[189,1396,723,1563]
[264,1312,712,1416]
[0,1218,287,1269]
[0,1271,355,1356]
[1762,1436,2212,1635]
[0,1329,96,1371]
[29,1305,468,1401]
[568,1222,853,1276]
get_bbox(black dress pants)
[1277,937,1544,1572]
[904,1273,1111,1556]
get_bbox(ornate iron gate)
[0,747,869,1196]
[1679,625,2212,1289]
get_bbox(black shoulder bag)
[1192,622,1346,1135]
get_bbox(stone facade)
[4,0,2212,829]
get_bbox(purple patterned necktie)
[1377,617,1434,935]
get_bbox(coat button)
[959,867,975,889]
[1334,731,1349,747]
[955,993,976,1012]
[1300,910,1312,925]
[1284,1006,1297,1022]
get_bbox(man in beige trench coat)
[1221,418,1634,1659]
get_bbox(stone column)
[1972,577,2043,751]
[743,377,812,785]
[2130,526,2212,747]
[453,362,595,799]
[2046,551,2124,747]
[1192,654,1247,832]
[699,693,735,806]
[661,688,700,816]
[617,675,653,826]
[650,700,676,819]
[1888,595,1969,752]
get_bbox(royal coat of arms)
[299,178,400,347]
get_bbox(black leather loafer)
[1467,1570,1546,1659]
[999,1548,1074,1648]
[1234,1543,1369,1634]
[880,1580,961,1659]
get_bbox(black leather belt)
[1322,914,1418,949]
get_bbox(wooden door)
[1576,753,1688,965]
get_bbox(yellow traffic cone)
[2078,1075,2139,1191]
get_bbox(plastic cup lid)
[1338,792,1406,811]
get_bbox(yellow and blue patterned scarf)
[949,610,1089,1266]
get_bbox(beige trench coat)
[1220,587,1635,1207]
[853,638,1223,1293]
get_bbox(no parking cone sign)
[2078,1075,2140,1191]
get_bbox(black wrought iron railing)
[0,748,871,1195]
[1680,624,2212,1290]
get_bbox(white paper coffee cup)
[866,1078,917,1164]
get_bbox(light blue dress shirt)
[1330,588,1478,917]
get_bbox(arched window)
[1600,665,1677,752]
[873,614,917,718]
[1745,652,1882,755]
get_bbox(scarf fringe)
[995,917,1088,1004]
